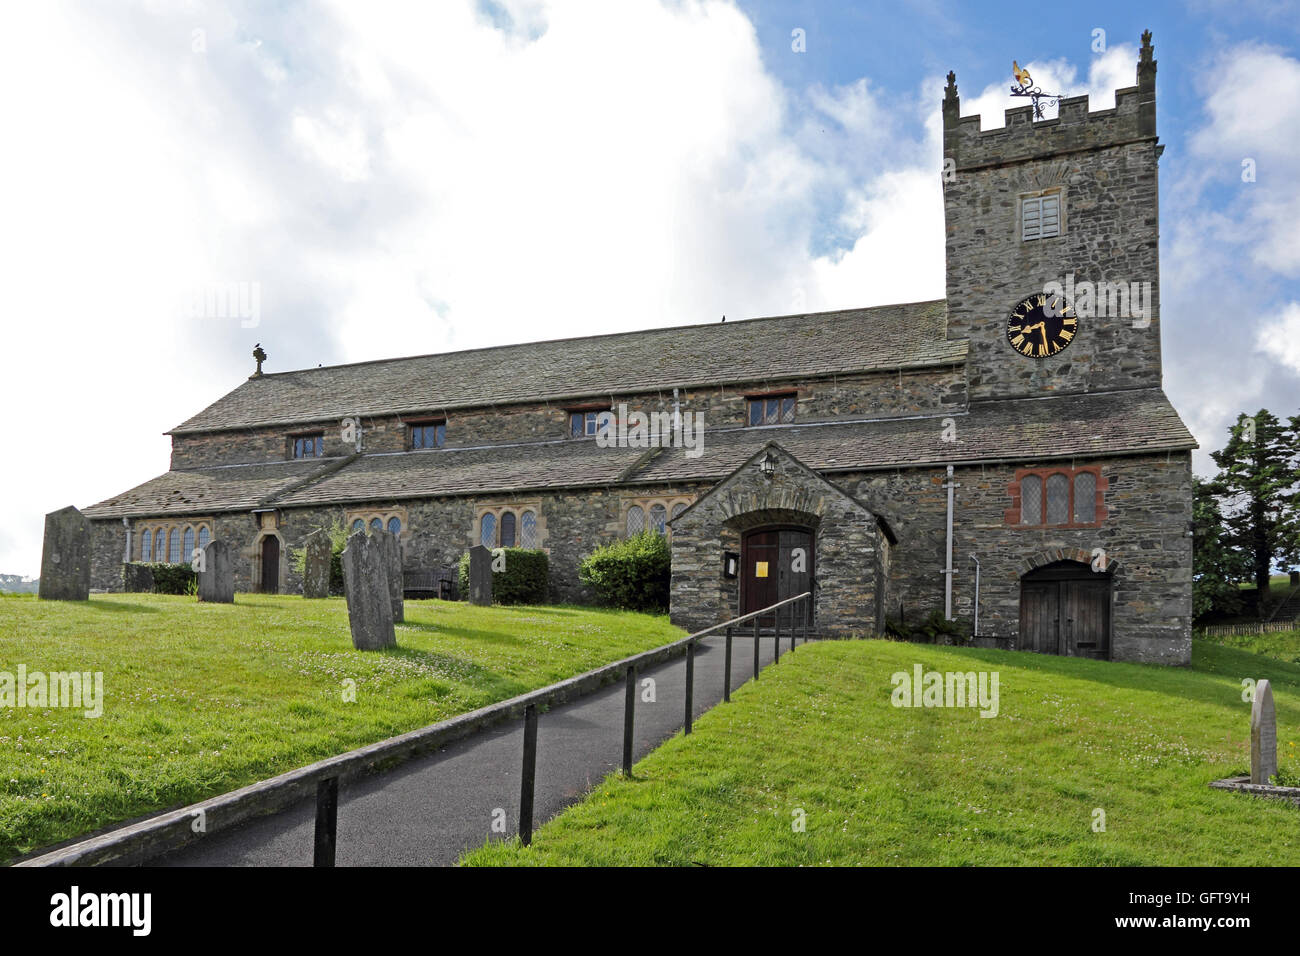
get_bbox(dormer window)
[291,433,324,459]
[1021,191,1061,241]
[569,407,609,437]
[409,420,446,450]
[747,393,796,426]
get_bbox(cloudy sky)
[2,0,1298,577]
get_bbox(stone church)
[82,33,1195,664]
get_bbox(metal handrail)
[685,590,813,641]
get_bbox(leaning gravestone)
[342,531,395,650]
[303,529,332,599]
[198,540,234,603]
[375,530,404,623]
[39,506,91,601]
[1251,678,1278,785]
[469,544,492,606]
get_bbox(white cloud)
[0,0,948,576]
[1161,42,1300,474]
[1255,301,1300,373]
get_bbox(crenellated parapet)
[943,31,1157,171]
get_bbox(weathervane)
[1009,60,1062,119]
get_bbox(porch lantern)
[759,451,777,478]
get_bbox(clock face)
[1006,292,1078,359]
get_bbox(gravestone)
[469,545,492,606]
[1251,678,1278,785]
[303,529,332,599]
[342,531,395,650]
[39,506,91,601]
[123,563,154,593]
[198,540,234,603]
[374,530,404,623]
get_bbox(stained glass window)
[197,526,210,552]
[141,529,151,562]
[480,513,497,547]
[520,511,537,548]
[500,512,516,547]
[387,517,401,536]
[352,519,364,534]
[649,504,667,535]
[370,517,383,533]
[169,528,181,563]
[293,435,323,458]
[183,527,195,562]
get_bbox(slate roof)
[82,459,345,519]
[86,387,1195,518]
[170,299,960,434]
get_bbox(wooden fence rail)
[1197,619,1300,638]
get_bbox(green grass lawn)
[0,592,681,863]
[462,638,1300,866]
[1198,626,1300,663]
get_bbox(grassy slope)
[0,593,680,862]
[1199,627,1300,663]
[463,639,1300,866]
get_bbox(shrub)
[123,562,197,595]
[885,609,970,645]
[578,532,671,612]
[457,549,549,605]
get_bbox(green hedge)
[124,562,197,595]
[457,549,549,605]
[578,532,670,612]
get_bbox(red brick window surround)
[1005,466,1107,528]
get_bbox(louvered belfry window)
[1021,194,1060,241]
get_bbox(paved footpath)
[157,631,802,866]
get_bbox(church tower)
[942,31,1162,402]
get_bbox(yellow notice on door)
[755,561,769,578]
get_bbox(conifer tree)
[1208,410,1300,595]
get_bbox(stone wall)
[669,447,883,638]
[942,58,1161,402]
[835,450,1193,664]
[87,449,1191,664]
[167,365,966,469]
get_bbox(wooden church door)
[741,527,813,627]
[1019,562,1110,659]
[261,536,280,594]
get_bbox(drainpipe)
[942,465,958,620]
[122,517,132,563]
[970,554,981,637]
